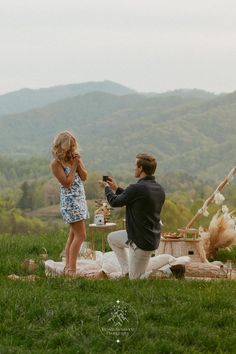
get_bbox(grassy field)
[0,233,235,354]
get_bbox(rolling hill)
[0,80,135,116]
[0,86,235,179]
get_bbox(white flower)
[222,205,230,221]
[222,205,229,214]
[224,213,231,221]
[199,207,209,217]
[213,192,225,205]
[203,209,209,217]
[228,218,236,229]
[198,226,209,238]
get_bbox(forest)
[0,83,235,235]
[0,155,235,236]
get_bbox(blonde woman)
[51,131,89,276]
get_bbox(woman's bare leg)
[68,220,86,273]
[65,227,74,270]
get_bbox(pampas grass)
[203,210,236,259]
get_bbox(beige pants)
[107,230,154,279]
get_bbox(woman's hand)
[73,155,81,167]
[75,156,88,181]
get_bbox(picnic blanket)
[44,251,190,278]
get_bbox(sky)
[0,0,236,95]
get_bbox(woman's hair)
[51,131,79,163]
[136,153,157,175]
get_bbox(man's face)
[134,159,142,178]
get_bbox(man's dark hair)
[136,153,157,175]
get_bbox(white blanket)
[45,251,190,278]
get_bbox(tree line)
[0,155,235,235]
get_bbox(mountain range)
[0,80,135,116]
[0,80,235,179]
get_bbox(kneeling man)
[99,153,165,279]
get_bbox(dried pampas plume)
[203,209,236,259]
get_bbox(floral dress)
[60,166,89,224]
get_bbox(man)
[99,153,165,279]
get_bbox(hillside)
[0,89,235,179]
[0,80,135,116]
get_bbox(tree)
[17,181,31,210]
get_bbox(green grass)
[0,233,235,354]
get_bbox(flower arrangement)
[94,199,112,224]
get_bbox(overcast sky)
[0,0,236,94]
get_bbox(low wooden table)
[88,222,117,254]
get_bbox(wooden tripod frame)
[183,166,236,231]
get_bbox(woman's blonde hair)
[52,131,80,163]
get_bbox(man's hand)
[98,180,109,188]
[106,177,118,191]
[98,177,118,191]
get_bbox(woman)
[51,131,89,276]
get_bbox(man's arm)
[105,184,137,207]
[105,177,123,195]
[115,187,124,195]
